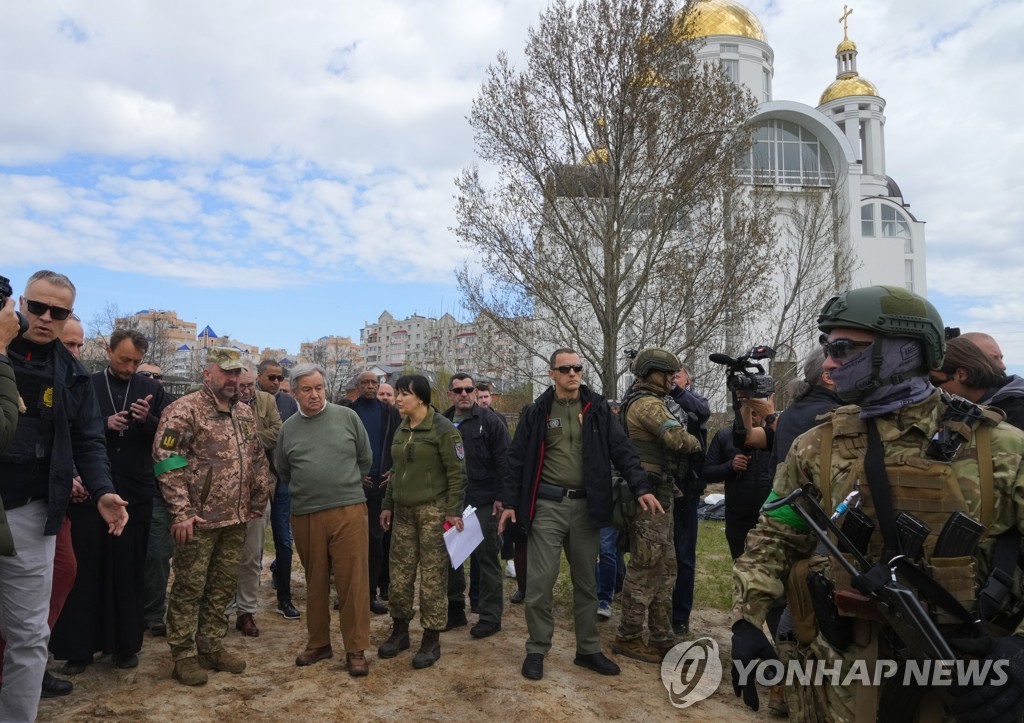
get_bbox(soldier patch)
[455,442,465,460]
[547,418,561,428]
[43,387,54,408]
[159,429,181,450]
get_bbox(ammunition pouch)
[925,556,977,625]
[785,558,818,644]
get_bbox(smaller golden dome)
[674,0,767,43]
[582,148,609,165]
[837,38,857,53]
[819,76,878,105]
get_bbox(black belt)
[3,495,46,511]
[538,481,587,501]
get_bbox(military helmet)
[632,347,681,377]
[818,285,945,369]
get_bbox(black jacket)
[347,396,401,480]
[443,403,510,508]
[702,428,773,524]
[768,386,843,472]
[984,375,1024,432]
[3,341,116,535]
[501,385,649,533]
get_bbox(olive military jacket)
[153,386,274,529]
[733,390,1024,635]
[384,411,466,517]
[622,385,702,472]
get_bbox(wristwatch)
[764,412,780,427]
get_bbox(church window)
[720,43,739,54]
[880,205,911,248]
[861,205,875,237]
[720,58,739,83]
[741,119,835,186]
[762,68,771,102]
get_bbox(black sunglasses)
[138,370,163,380]
[26,299,73,321]
[552,364,584,374]
[820,336,872,361]
[450,387,474,395]
[267,374,285,382]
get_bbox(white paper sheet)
[444,505,484,569]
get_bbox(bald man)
[376,383,395,405]
[962,331,1006,371]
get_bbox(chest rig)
[821,399,1002,624]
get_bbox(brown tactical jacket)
[153,386,273,528]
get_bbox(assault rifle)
[764,485,959,661]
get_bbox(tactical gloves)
[950,635,1024,723]
[731,619,778,712]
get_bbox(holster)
[807,570,853,651]
[785,558,818,644]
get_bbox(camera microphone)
[708,353,736,365]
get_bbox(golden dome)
[837,38,857,53]
[674,0,767,43]
[582,148,609,164]
[819,75,879,105]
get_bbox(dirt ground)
[40,568,769,722]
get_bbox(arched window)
[880,204,912,253]
[738,120,836,187]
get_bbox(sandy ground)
[40,568,771,722]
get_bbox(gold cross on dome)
[839,5,853,39]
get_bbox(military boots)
[412,629,441,669]
[172,657,209,686]
[378,618,410,658]
[610,637,661,664]
[198,648,246,673]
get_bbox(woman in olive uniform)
[378,375,465,669]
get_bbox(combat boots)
[198,648,246,673]
[610,637,661,664]
[412,629,441,669]
[378,618,410,658]
[172,657,208,686]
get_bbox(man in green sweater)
[274,363,373,677]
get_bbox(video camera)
[709,345,776,399]
[0,275,29,336]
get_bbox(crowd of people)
[2,271,1024,722]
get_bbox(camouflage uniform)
[384,412,465,631]
[733,391,1024,722]
[618,385,701,647]
[153,385,273,661]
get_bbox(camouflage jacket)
[623,386,702,473]
[152,386,274,528]
[733,390,1024,634]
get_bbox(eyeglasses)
[266,375,285,382]
[450,387,474,395]
[820,337,872,361]
[26,299,73,321]
[552,365,584,374]
[138,371,163,380]
[239,382,256,389]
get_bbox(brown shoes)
[295,644,334,667]
[610,637,661,664]
[346,651,369,677]
[198,648,246,674]
[172,657,208,686]
[236,613,259,638]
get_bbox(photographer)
[701,395,775,560]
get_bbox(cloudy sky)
[1,0,1020,367]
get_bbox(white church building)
[685,0,926,295]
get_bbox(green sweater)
[275,404,372,516]
[385,412,466,517]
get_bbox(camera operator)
[702,391,775,560]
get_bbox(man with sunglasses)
[0,270,129,722]
[499,348,662,681]
[731,286,1024,722]
[442,373,510,638]
[256,360,301,622]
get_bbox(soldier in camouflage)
[613,348,702,663]
[152,347,274,686]
[732,286,1024,722]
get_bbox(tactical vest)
[620,389,669,469]
[0,353,56,466]
[821,401,1002,624]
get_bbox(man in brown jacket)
[153,348,274,686]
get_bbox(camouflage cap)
[207,347,244,371]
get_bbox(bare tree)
[454,0,776,394]
[304,338,361,402]
[89,303,181,371]
[752,182,859,393]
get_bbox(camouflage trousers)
[617,487,675,645]
[388,500,449,631]
[166,524,246,661]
